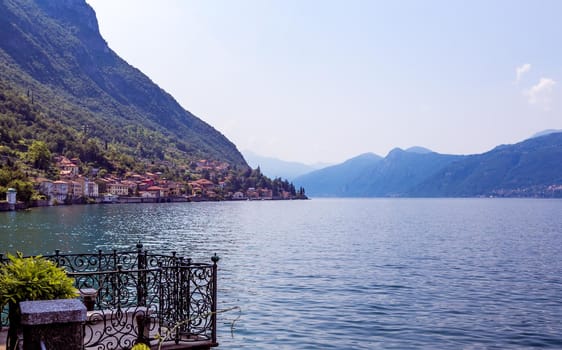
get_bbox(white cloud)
[525,77,556,110]
[515,63,531,83]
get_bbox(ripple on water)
[2,199,562,349]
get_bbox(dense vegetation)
[0,0,245,167]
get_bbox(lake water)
[1,198,562,349]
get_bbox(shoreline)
[0,195,309,212]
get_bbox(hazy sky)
[86,0,562,164]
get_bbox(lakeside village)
[1,156,307,211]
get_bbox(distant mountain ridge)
[242,150,327,180]
[405,146,433,154]
[294,133,562,198]
[531,129,562,139]
[411,132,562,197]
[0,0,246,168]
[294,152,383,196]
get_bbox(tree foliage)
[27,140,51,170]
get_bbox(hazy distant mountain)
[411,132,562,197]
[531,129,562,139]
[243,150,329,180]
[405,146,433,154]
[293,153,383,196]
[351,148,462,197]
[294,133,562,198]
[294,149,460,197]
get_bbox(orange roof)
[192,179,214,186]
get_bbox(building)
[82,178,99,198]
[188,179,216,195]
[38,179,53,199]
[69,181,83,199]
[52,180,69,202]
[146,186,164,198]
[4,188,16,210]
[57,156,79,178]
[163,181,185,197]
[107,183,129,196]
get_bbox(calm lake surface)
[1,198,562,349]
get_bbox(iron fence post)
[112,249,117,270]
[179,256,187,337]
[211,253,220,345]
[157,262,164,338]
[54,249,60,267]
[186,257,192,336]
[116,264,123,310]
[172,252,180,344]
[137,242,146,307]
[97,249,102,271]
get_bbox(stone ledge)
[19,299,86,325]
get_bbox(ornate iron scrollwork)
[1,245,218,349]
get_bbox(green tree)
[80,139,101,163]
[0,166,26,187]
[27,140,52,170]
[8,179,34,203]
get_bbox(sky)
[86,0,562,164]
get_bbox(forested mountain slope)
[0,0,246,170]
[295,133,562,198]
[411,132,562,197]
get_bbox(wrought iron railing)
[0,244,219,349]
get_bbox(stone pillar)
[78,288,98,311]
[19,299,86,350]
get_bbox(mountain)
[531,129,562,139]
[410,132,562,197]
[242,150,328,180]
[351,148,462,197]
[405,146,433,154]
[294,153,383,196]
[0,0,246,170]
[294,149,460,197]
[294,133,562,198]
